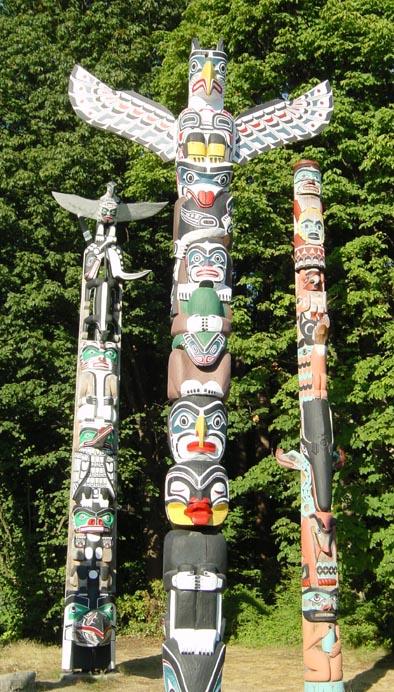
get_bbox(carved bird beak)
[195,414,207,447]
[201,60,215,96]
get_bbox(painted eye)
[215,173,230,187]
[104,349,117,361]
[100,604,115,617]
[211,482,227,498]
[177,413,192,428]
[190,59,199,74]
[100,512,114,527]
[83,347,99,359]
[211,413,225,429]
[217,61,226,75]
[169,481,190,500]
[75,511,89,523]
[212,252,225,265]
[185,171,197,184]
[80,429,96,442]
[189,252,203,264]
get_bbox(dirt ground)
[0,637,393,691]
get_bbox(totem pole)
[54,183,166,672]
[276,160,344,691]
[68,40,333,690]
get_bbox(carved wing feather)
[52,193,168,222]
[117,201,168,222]
[69,65,177,162]
[52,191,99,219]
[234,81,333,165]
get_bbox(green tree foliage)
[0,0,392,646]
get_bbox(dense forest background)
[0,0,392,649]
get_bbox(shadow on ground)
[36,672,118,689]
[118,654,162,679]
[345,653,394,692]
[35,655,162,689]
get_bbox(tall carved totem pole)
[276,160,344,691]
[67,40,334,689]
[54,185,165,672]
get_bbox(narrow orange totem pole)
[276,160,344,691]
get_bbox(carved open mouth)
[184,498,212,525]
[186,440,216,454]
[78,524,106,534]
[195,268,221,279]
[300,182,319,193]
[186,190,215,208]
[91,359,110,369]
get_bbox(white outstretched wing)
[234,81,333,165]
[52,191,99,219]
[69,65,177,162]
[52,192,168,222]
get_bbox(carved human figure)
[303,620,343,682]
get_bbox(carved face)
[73,506,115,534]
[176,163,233,206]
[188,42,227,106]
[168,395,227,463]
[298,208,324,244]
[98,200,117,224]
[302,588,338,622]
[80,343,119,372]
[165,460,229,527]
[186,242,230,286]
[294,167,321,196]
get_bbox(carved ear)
[191,37,200,50]
[216,39,224,52]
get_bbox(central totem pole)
[68,39,335,690]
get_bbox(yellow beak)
[195,415,207,447]
[201,60,215,96]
